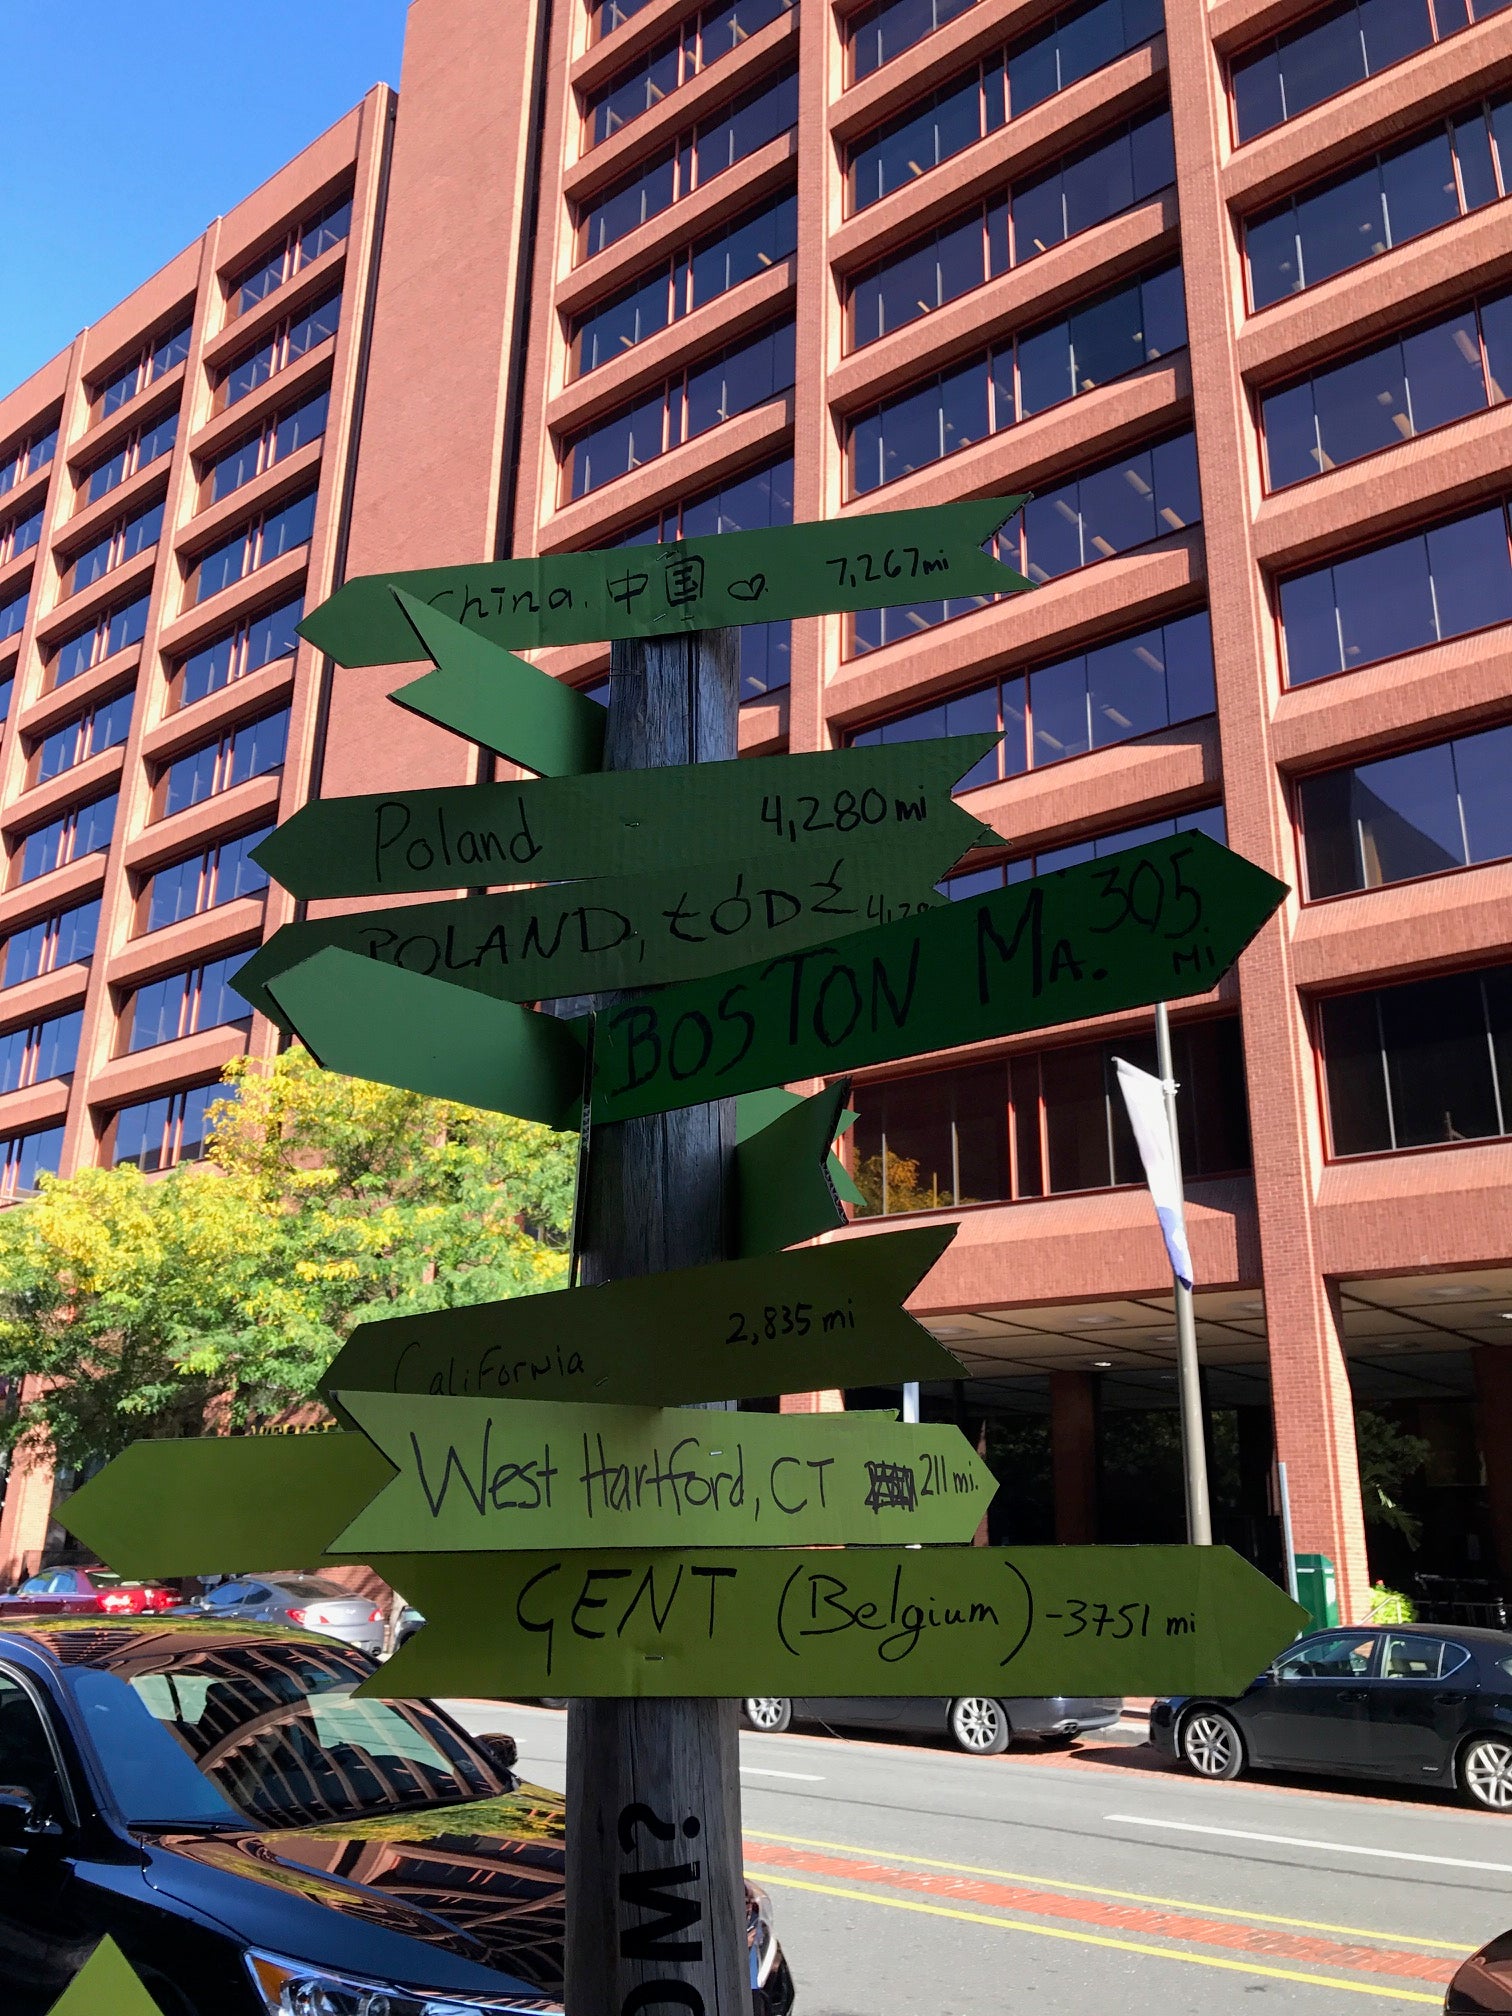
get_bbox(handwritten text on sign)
[331,1394,995,1552]
[590,833,1288,1120]
[363,1544,1308,1700]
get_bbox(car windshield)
[66,1638,499,1830]
[84,1570,125,1589]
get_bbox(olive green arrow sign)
[591,833,1288,1120]
[319,1223,960,1410]
[360,1544,1307,1700]
[299,498,1030,661]
[389,588,607,774]
[251,734,998,900]
[232,843,951,1025]
[46,1939,166,2016]
[330,1392,995,1552]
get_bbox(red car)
[0,1566,176,1617]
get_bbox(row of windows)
[847,263,1185,496]
[847,0,977,82]
[82,410,178,508]
[0,1008,81,1095]
[1234,0,1510,144]
[584,0,792,147]
[111,1084,218,1173]
[1323,964,1512,1156]
[852,610,1216,781]
[19,791,117,885]
[61,497,163,600]
[34,689,133,786]
[848,107,1175,350]
[228,195,351,317]
[96,324,190,420]
[0,898,99,987]
[142,826,270,934]
[566,321,794,498]
[220,292,341,410]
[0,427,56,499]
[1262,284,1511,490]
[189,491,316,607]
[206,387,329,507]
[0,1126,62,1197]
[125,951,249,1055]
[0,591,27,645]
[847,0,1161,212]
[161,709,287,819]
[571,191,796,377]
[178,595,302,709]
[944,804,1228,895]
[580,67,797,257]
[0,504,42,567]
[1247,93,1512,309]
[53,594,150,687]
[851,1017,1250,1215]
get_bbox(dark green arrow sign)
[233,843,951,1025]
[319,1223,960,1411]
[251,735,998,900]
[735,1079,852,1255]
[590,833,1288,1121]
[361,1544,1306,1700]
[299,498,1030,661]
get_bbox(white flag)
[1113,1056,1194,1290]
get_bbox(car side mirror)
[476,1733,518,1777]
[0,1786,58,1849]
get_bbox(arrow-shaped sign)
[360,1544,1306,1700]
[331,1392,995,1552]
[319,1223,960,1410]
[299,499,1030,661]
[251,735,998,901]
[590,833,1288,1120]
[389,588,607,773]
[232,843,951,1025]
[46,1940,166,2016]
[735,1080,852,1255]
[263,955,587,1130]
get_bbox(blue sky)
[0,1,410,394]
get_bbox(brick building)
[4,0,1512,1617]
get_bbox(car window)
[84,1570,123,1590]
[202,1581,256,1608]
[1382,1634,1452,1680]
[0,1670,65,1821]
[1275,1632,1376,1679]
[17,1576,50,1595]
[267,1577,345,1600]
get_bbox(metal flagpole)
[1155,1001,1212,1546]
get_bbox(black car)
[0,1616,794,2014]
[742,1692,1122,1754]
[1152,1623,1512,1809]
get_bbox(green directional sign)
[319,1223,960,1410]
[46,1939,166,2016]
[233,844,950,1026]
[332,1392,995,1553]
[361,1544,1306,1700]
[735,1080,852,1255]
[299,498,1030,661]
[59,1430,394,1581]
[264,954,587,1130]
[251,734,998,900]
[390,588,607,774]
[591,833,1289,1120]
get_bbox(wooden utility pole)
[566,626,750,2016]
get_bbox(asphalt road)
[442,1700,1510,2014]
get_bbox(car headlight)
[246,1949,561,2015]
[747,1880,778,1989]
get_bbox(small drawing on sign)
[863,1460,917,1513]
[609,569,650,611]
[663,551,705,608]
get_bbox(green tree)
[0,1047,576,1468]
[1354,1406,1431,1549]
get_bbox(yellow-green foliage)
[0,1047,576,1467]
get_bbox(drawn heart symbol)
[727,574,767,602]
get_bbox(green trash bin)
[1293,1553,1339,1632]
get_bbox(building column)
[1473,1347,1512,1583]
[0,1441,56,1586]
[780,1391,844,1414]
[1050,1371,1098,1544]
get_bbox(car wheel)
[1459,1736,1512,1811]
[948,1697,1011,1755]
[743,1697,792,1733]
[1179,1707,1245,1780]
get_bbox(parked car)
[0,1567,176,1618]
[741,1692,1122,1754]
[0,1615,794,2015]
[1152,1623,1512,1809]
[1446,1922,1512,2010]
[181,1574,386,1654]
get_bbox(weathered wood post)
[566,625,750,2016]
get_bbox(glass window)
[0,899,99,987]
[110,1084,220,1172]
[1299,722,1512,896]
[18,793,118,884]
[222,295,341,407]
[52,596,151,687]
[1381,1632,1455,1678]
[1320,964,1512,1153]
[1275,1632,1377,1676]
[124,951,251,1054]
[0,590,28,644]
[189,494,316,606]
[177,596,303,709]
[585,1,793,148]
[849,0,978,79]
[1010,433,1200,585]
[1281,501,1512,683]
[0,1126,64,1197]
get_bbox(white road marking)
[1106,1812,1512,1875]
[741,1765,826,1781]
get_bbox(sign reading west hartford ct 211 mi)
[296,497,1030,659]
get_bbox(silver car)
[188,1574,385,1654]
[741,1693,1122,1754]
